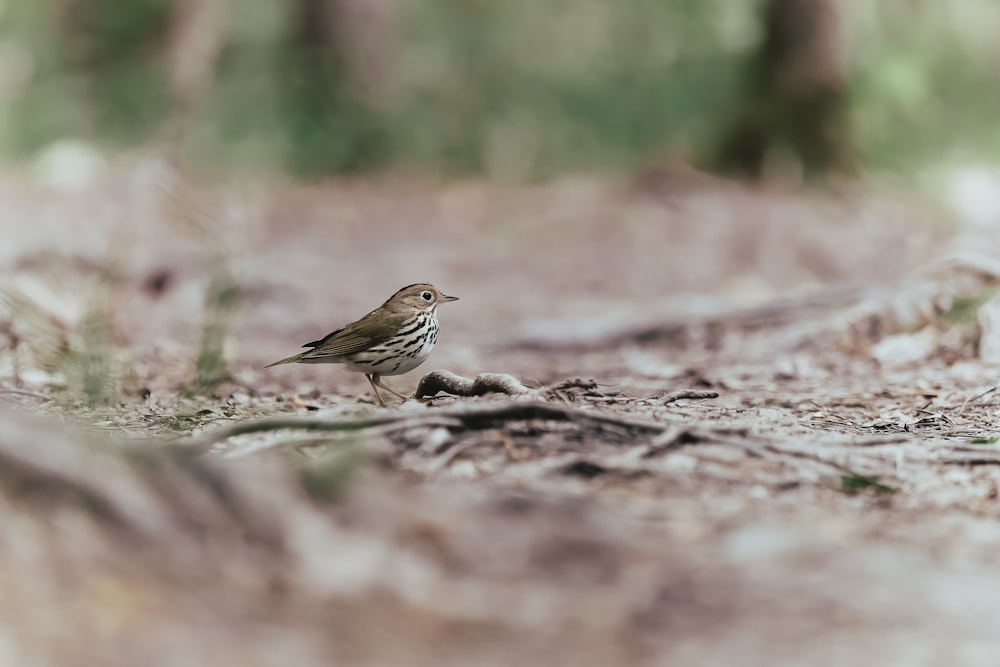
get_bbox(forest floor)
[4,166,1000,665]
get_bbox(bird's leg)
[365,374,387,407]
[370,374,410,402]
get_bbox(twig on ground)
[850,435,913,448]
[548,378,601,393]
[958,386,997,414]
[0,389,51,401]
[578,389,718,406]
[661,390,719,405]
[937,455,1000,466]
[425,440,484,474]
[581,395,636,404]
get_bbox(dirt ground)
[4,166,1000,665]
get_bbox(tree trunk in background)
[167,0,228,126]
[329,0,399,111]
[712,0,853,181]
[282,0,395,175]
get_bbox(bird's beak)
[440,294,459,303]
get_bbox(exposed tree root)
[506,286,866,351]
[415,370,534,398]
[180,399,895,494]
[184,401,666,453]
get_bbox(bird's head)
[386,283,459,313]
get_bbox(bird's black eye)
[421,291,433,301]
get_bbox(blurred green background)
[0,0,998,180]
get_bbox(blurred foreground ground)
[4,169,1000,665]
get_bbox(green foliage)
[1,0,171,151]
[841,474,897,495]
[2,0,1000,177]
[849,3,1000,172]
[391,0,751,176]
[278,53,389,176]
[77,307,116,405]
[46,281,131,408]
[187,268,241,397]
[943,290,997,324]
[297,444,363,503]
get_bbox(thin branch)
[849,435,913,448]
[661,390,719,405]
[958,386,997,414]
[0,389,51,402]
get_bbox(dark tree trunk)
[282,0,395,176]
[712,0,853,181]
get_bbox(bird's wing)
[298,310,409,360]
[302,327,344,349]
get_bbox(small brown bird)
[266,283,459,406]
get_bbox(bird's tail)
[264,352,306,368]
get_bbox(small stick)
[661,390,719,405]
[0,389,51,402]
[958,386,997,414]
